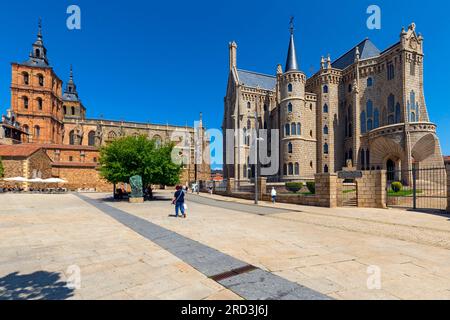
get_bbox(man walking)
[173,186,186,218]
[271,187,277,204]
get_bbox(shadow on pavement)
[0,271,74,300]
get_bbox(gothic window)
[410,59,415,76]
[367,119,373,131]
[23,72,29,85]
[288,163,294,175]
[291,123,296,135]
[323,85,328,94]
[285,124,290,136]
[361,150,366,170]
[297,123,301,135]
[395,103,401,123]
[360,111,366,134]
[348,84,352,92]
[374,108,380,129]
[323,125,329,135]
[23,96,29,109]
[323,104,328,113]
[366,149,370,169]
[388,94,395,124]
[324,165,329,173]
[38,74,44,87]
[348,149,353,161]
[283,164,288,176]
[288,142,293,154]
[287,103,293,113]
[408,91,419,122]
[247,102,251,109]
[387,62,395,80]
[264,104,268,112]
[37,98,43,111]
[71,107,75,116]
[348,123,353,137]
[324,143,329,154]
[288,83,293,92]
[367,77,373,87]
[294,163,300,176]
[88,131,96,146]
[36,49,41,57]
[63,105,67,114]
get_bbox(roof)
[36,144,99,152]
[332,39,381,70]
[444,156,450,163]
[285,33,299,72]
[62,92,80,102]
[51,162,98,168]
[237,69,276,91]
[0,144,42,157]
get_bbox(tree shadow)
[0,271,74,300]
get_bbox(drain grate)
[210,265,258,282]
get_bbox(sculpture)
[129,175,143,198]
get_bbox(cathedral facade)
[223,22,444,184]
[2,22,210,190]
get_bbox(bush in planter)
[391,181,403,193]
[306,182,315,194]
[286,182,303,193]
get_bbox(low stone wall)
[357,171,387,209]
[447,164,450,213]
[215,190,320,207]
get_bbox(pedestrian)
[172,186,186,218]
[271,187,277,204]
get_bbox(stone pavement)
[1,191,450,300]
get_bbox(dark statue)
[129,175,143,198]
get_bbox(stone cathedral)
[223,21,444,183]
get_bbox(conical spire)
[285,17,299,72]
[25,18,49,66]
[63,65,79,101]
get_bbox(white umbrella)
[28,178,45,183]
[2,177,28,182]
[43,178,67,184]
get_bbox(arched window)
[324,165,329,173]
[71,107,75,116]
[367,119,373,131]
[367,100,373,118]
[23,96,29,109]
[69,130,75,145]
[291,123,296,135]
[409,91,419,122]
[288,83,293,92]
[247,102,251,109]
[288,142,293,154]
[297,123,301,135]
[360,111,366,134]
[285,124,290,136]
[323,104,328,113]
[324,143,329,154]
[366,149,370,169]
[283,164,288,176]
[361,150,366,170]
[287,103,293,113]
[63,105,67,114]
[388,94,395,124]
[323,85,328,94]
[367,77,373,87]
[88,131,96,146]
[395,103,401,123]
[38,74,44,87]
[22,72,29,85]
[36,49,41,57]
[37,98,43,111]
[374,108,380,129]
[294,163,300,175]
[288,163,294,175]
[34,125,40,138]
[348,84,352,92]
[264,104,268,112]
[323,125,329,135]
[348,149,353,161]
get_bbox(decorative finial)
[355,46,360,61]
[70,64,73,79]
[38,18,42,38]
[289,16,295,35]
[321,56,325,69]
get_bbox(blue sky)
[0,0,449,160]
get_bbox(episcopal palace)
[0,22,210,190]
[223,22,444,183]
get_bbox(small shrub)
[286,182,303,193]
[306,182,316,194]
[391,181,403,193]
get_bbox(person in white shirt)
[271,187,277,204]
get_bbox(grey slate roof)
[285,34,299,72]
[237,69,276,91]
[20,58,51,68]
[332,39,380,70]
[62,93,79,102]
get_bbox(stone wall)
[56,167,113,192]
[447,164,450,213]
[356,171,387,208]
[27,149,52,179]
[0,158,24,181]
[315,173,338,208]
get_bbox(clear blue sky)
[0,0,449,157]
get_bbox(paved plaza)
[1,191,450,300]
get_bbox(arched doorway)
[386,159,395,181]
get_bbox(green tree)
[0,157,4,178]
[99,136,182,195]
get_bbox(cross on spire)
[289,16,295,35]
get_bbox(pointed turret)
[63,65,80,102]
[25,18,49,67]
[285,17,299,72]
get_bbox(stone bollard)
[314,173,338,208]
